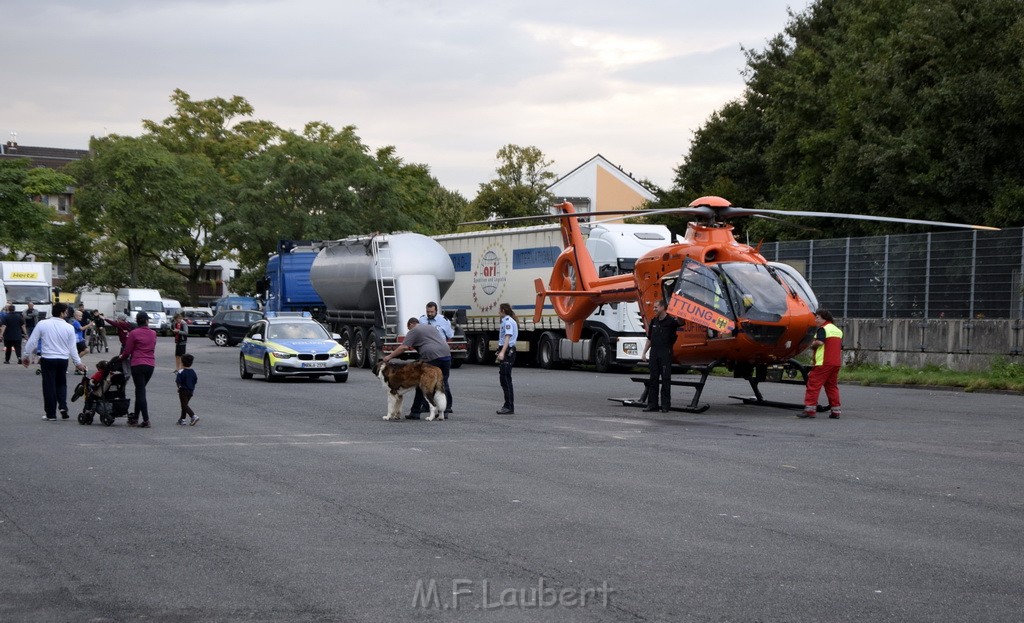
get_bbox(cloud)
[1,0,810,197]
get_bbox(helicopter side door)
[665,258,737,337]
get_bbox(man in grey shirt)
[383,317,454,419]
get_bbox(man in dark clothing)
[23,302,39,333]
[383,317,454,420]
[1,305,27,363]
[640,299,681,413]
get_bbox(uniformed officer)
[640,299,681,413]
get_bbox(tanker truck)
[434,222,674,372]
[258,240,325,315]
[309,233,468,369]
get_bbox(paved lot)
[1,339,1022,622]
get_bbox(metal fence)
[760,227,1024,320]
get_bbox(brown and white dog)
[372,359,447,421]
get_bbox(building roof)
[0,142,88,169]
[547,153,655,214]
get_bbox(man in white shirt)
[23,303,86,421]
[418,302,454,340]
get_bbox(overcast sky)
[2,0,811,198]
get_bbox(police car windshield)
[717,263,789,322]
[268,322,330,340]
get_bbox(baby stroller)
[73,355,131,426]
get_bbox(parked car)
[208,310,264,347]
[182,307,214,337]
[239,312,348,382]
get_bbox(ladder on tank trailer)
[371,236,399,336]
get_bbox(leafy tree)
[228,122,443,286]
[0,159,70,258]
[674,0,1024,239]
[69,135,207,288]
[468,145,556,223]
[141,89,279,303]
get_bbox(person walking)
[70,309,90,367]
[123,312,157,428]
[639,299,681,413]
[1,304,27,364]
[171,312,188,371]
[383,317,453,419]
[176,353,199,426]
[801,308,844,419]
[21,303,86,420]
[495,303,518,415]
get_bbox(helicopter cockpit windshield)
[716,262,789,322]
[668,259,791,329]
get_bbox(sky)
[1,0,812,199]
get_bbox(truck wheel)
[365,330,382,368]
[338,327,352,354]
[537,332,557,370]
[470,335,490,364]
[352,328,366,369]
[239,354,253,379]
[594,335,613,373]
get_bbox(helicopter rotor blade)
[721,208,999,231]
[458,206,714,227]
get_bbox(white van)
[75,290,116,319]
[115,288,166,332]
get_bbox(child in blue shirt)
[175,353,199,426]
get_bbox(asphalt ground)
[1,338,1022,622]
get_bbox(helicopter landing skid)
[730,362,828,412]
[612,363,718,414]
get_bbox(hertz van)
[115,288,167,331]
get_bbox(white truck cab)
[115,288,166,331]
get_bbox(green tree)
[468,145,556,223]
[69,135,208,288]
[675,0,1024,238]
[0,159,71,258]
[141,89,279,303]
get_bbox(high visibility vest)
[814,322,843,366]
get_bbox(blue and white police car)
[239,312,349,382]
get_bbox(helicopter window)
[769,262,819,312]
[673,259,735,319]
[599,258,637,277]
[717,262,789,322]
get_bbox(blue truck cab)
[260,241,325,316]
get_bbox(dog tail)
[433,384,447,414]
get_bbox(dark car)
[208,310,264,347]
[182,307,214,337]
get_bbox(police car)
[239,312,349,382]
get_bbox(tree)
[468,145,556,223]
[0,159,70,258]
[228,123,444,288]
[141,89,279,304]
[69,135,208,288]
[674,0,1024,238]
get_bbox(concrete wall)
[840,318,1024,370]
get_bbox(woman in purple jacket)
[123,312,157,428]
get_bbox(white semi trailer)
[309,233,469,369]
[434,222,674,371]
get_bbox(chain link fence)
[761,227,1024,320]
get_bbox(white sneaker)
[177,419,187,426]
[189,416,199,426]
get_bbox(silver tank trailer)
[310,233,455,333]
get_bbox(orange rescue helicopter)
[469,196,998,413]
